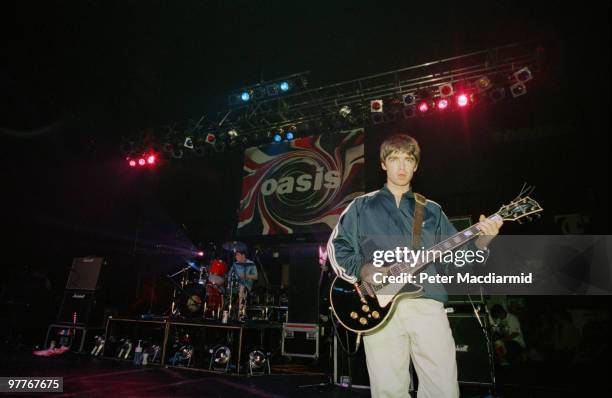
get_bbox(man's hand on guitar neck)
[475,214,504,250]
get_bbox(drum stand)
[226,271,238,320]
[167,265,192,317]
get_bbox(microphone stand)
[470,288,497,397]
[166,264,192,317]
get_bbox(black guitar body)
[329,276,423,334]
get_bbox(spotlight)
[280,81,290,92]
[510,82,527,98]
[339,105,351,118]
[402,93,416,106]
[438,83,454,98]
[205,133,216,144]
[241,91,251,102]
[273,132,282,142]
[489,87,505,103]
[456,94,469,107]
[209,345,231,372]
[371,112,384,124]
[286,132,294,140]
[418,101,430,113]
[228,129,239,138]
[402,106,416,119]
[475,76,492,92]
[252,87,266,100]
[138,158,146,166]
[266,84,279,96]
[147,154,156,164]
[513,67,532,83]
[370,100,383,113]
[184,137,194,149]
[128,159,136,167]
[437,99,449,110]
[248,349,271,375]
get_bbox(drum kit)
[168,241,284,322]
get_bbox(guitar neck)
[392,213,502,276]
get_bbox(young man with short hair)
[328,134,502,397]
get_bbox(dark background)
[1,0,609,367]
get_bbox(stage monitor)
[237,129,364,236]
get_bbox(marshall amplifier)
[65,257,104,291]
[447,311,493,385]
[56,290,104,327]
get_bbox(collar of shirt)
[380,184,415,200]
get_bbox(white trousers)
[363,298,459,398]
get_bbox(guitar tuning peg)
[526,216,533,222]
[535,213,541,219]
[517,219,523,224]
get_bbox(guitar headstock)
[497,196,543,223]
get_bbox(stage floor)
[0,346,601,397]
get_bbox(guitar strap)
[412,193,427,250]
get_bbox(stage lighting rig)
[228,71,310,107]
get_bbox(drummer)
[231,250,258,320]
[232,250,258,289]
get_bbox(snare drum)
[208,259,228,285]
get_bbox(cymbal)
[222,240,247,252]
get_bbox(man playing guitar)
[327,134,503,397]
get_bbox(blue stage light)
[286,132,294,140]
[273,133,282,142]
[280,82,290,92]
[241,92,251,101]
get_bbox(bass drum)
[208,259,228,286]
[179,283,206,318]
[205,284,224,318]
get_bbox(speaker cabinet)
[65,257,104,291]
[288,245,320,323]
[447,312,493,385]
[56,290,104,327]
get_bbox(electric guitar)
[329,195,543,334]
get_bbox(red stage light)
[437,99,449,110]
[147,155,156,164]
[439,83,454,97]
[457,94,469,107]
[129,160,136,167]
[138,158,146,166]
[418,101,429,113]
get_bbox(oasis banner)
[237,129,364,236]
